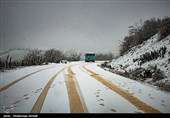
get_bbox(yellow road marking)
[0,67,53,92]
[31,68,65,113]
[65,66,87,113]
[83,66,160,113]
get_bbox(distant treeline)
[0,49,114,70]
[0,49,81,69]
[95,53,114,61]
[120,17,170,56]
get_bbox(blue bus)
[85,53,95,62]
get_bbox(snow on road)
[85,63,170,113]
[72,64,141,113]
[41,70,70,113]
[0,62,170,113]
[0,63,66,113]
[0,64,55,86]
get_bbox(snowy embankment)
[110,34,170,91]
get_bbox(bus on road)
[85,53,95,62]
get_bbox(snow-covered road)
[0,62,170,113]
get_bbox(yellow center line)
[65,66,87,113]
[83,66,160,113]
[0,66,54,92]
[31,68,65,113]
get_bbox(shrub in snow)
[129,67,146,80]
[152,69,166,82]
[136,46,167,65]
[126,65,165,83]
[101,61,112,69]
[155,81,170,92]
[101,62,107,68]
[146,65,165,82]
[168,51,170,56]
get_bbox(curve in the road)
[31,67,65,113]
[83,66,160,113]
[65,66,87,113]
[0,66,54,92]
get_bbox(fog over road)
[1,62,170,113]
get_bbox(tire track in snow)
[65,66,87,113]
[0,66,54,92]
[31,68,65,113]
[83,66,160,113]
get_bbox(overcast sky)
[1,0,170,55]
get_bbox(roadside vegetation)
[100,17,170,91]
[120,17,170,56]
[95,52,114,61]
[0,48,115,70]
[0,49,81,70]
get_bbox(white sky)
[1,0,170,55]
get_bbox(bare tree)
[44,49,64,63]
[64,49,80,61]
[23,49,43,66]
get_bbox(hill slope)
[110,34,170,91]
[0,49,30,62]
[0,49,46,62]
